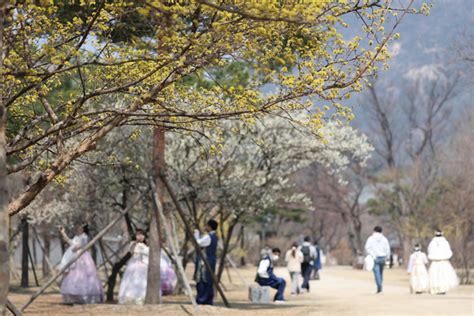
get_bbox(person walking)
[427,230,459,294]
[299,236,316,293]
[407,244,429,294]
[311,241,322,280]
[285,242,303,295]
[194,219,218,305]
[364,226,390,294]
[255,248,286,303]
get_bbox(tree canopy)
[3,0,418,216]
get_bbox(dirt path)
[283,266,474,316]
[8,266,474,315]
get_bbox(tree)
[1,0,421,309]
[4,1,417,216]
[435,110,474,283]
[1,1,10,313]
[165,116,373,281]
[301,162,372,258]
[364,71,460,261]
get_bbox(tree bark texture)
[145,126,165,304]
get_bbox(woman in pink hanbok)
[59,224,103,304]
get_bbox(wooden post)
[6,299,23,316]
[219,244,248,288]
[20,191,148,311]
[42,231,50,277]
[160,174,230,308]
[31,227,53,278]
[150,180,200,316]
[27,242,39,286]
[20,217,29,288]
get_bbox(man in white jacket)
[365,226,390,293]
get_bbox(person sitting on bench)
[255,247,286,303]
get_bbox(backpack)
[301,245,312,263]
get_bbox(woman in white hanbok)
[118,230,149,304]
[407,244,429,293]
[427,230,459,294]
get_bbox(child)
[118,229,149,304]
[59,223,103,304]
[285,242,303,295]
[407,244,429,294]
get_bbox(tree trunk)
[352,217,364,255]
[21,217,29,288]
[145,126,165,304]
[340,213,359,257]
[239,225,246,266]
[0,3,10,312]
[216,220,236,284]
[42,231,51,278]
[400,234,412,266]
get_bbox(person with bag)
[255,248,286,303]
[364,226,390,294]
[311,241,322,280]
[298,236,316,293]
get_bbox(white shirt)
[194,230,214,248]
[365,232,390,258]
[257,257,272,278]
[427,236,453,261]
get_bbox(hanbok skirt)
[60,251,103,304]
[410,263,429,293]
[161,266,177,295]
[118,256,148,304]
[429,260,459,294]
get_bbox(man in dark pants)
[299,236,316,292]
[194,219,218,305]
[365,226,390,293]
[255,248,286,303]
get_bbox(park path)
[266,266,474,316]
[8,265,474,315]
